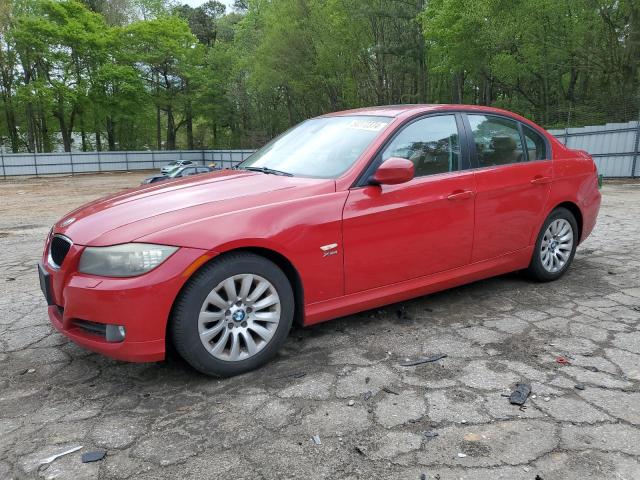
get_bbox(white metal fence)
[0,149,256,178]
[549,120,640,178]
[1,120,639,178]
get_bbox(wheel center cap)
[232,309,246,322]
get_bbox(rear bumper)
[580,183,601,243]
[42,246,210,363]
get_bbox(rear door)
[465,113,552,263]
[342,113,476,294]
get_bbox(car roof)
[324,104,534,122]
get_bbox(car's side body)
[41,104,600,363]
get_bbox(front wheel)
[171,252,294,377]
[526,207,578,282]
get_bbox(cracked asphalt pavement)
[1,174,640,479]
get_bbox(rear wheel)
[526,207,578,282]
[171,252,294,377]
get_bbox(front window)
[381,114,460,176]
[238,115,392,178]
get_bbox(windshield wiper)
[241,166,293,177]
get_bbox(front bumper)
[41,243,210,362]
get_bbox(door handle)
[531,176,552,185]
[447,190,475,201]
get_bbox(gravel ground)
[1,173,639,480]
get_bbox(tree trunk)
[156,105,162,150]
[95,129,102,152]
[166,106,176,150]
[186,103,194,150]
[106,116,116,150]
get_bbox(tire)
[171,252,294,377]
[526,207,578,282]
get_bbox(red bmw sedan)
[39,105,601,377]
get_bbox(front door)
[342,114,476,294]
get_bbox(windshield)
[238,115,392,178]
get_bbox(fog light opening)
[105,324,126,343]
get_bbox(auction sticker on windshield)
[347,119,388,131]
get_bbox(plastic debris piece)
[81,450,106,463]
[400,353,447,367]
[423,430,439,438]
[347,400,355,406]
[382,387,399,395]
[362,390,373,401]
[354,445,366,456]
[40,446,83,466]
[312,435,321,445]
[555,357,570,365]
[509,383,531,406]
[457,452,467,458]
[575,384,586,390]
[583,366,599,372]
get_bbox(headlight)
[78,243,178,277]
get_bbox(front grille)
[49,235,72,268]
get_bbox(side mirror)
[370,157,414,185]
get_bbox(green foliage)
[0,0,638,152]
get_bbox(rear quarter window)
[522,125,548,161]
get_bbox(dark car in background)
[142,165,214,185]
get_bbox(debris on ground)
[395,306,412,320]
[555,356,571,365]
[463,433,481,442]
[362,390,373,401]
[347,399,355,406]
[420,474,427,480]
[423,430,439,438]
[382,387,399,395]
[276,371,307,379]
[400,353,447,367]
[354,445,366,456]
[457,452,467,458]
[311,435,321,445]
[575,384,586,390]
[583,366,599,372]
[40,446,83,466]
[81,450,107,463]
[509,383,531,406]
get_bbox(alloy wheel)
[540,218,574,273]
[198,274,281,361]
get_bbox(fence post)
[70,152,74,176]
[0,149,5,180]
[125,151,129,172]
[632,110,640,178]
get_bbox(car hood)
[54,169,335,246]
